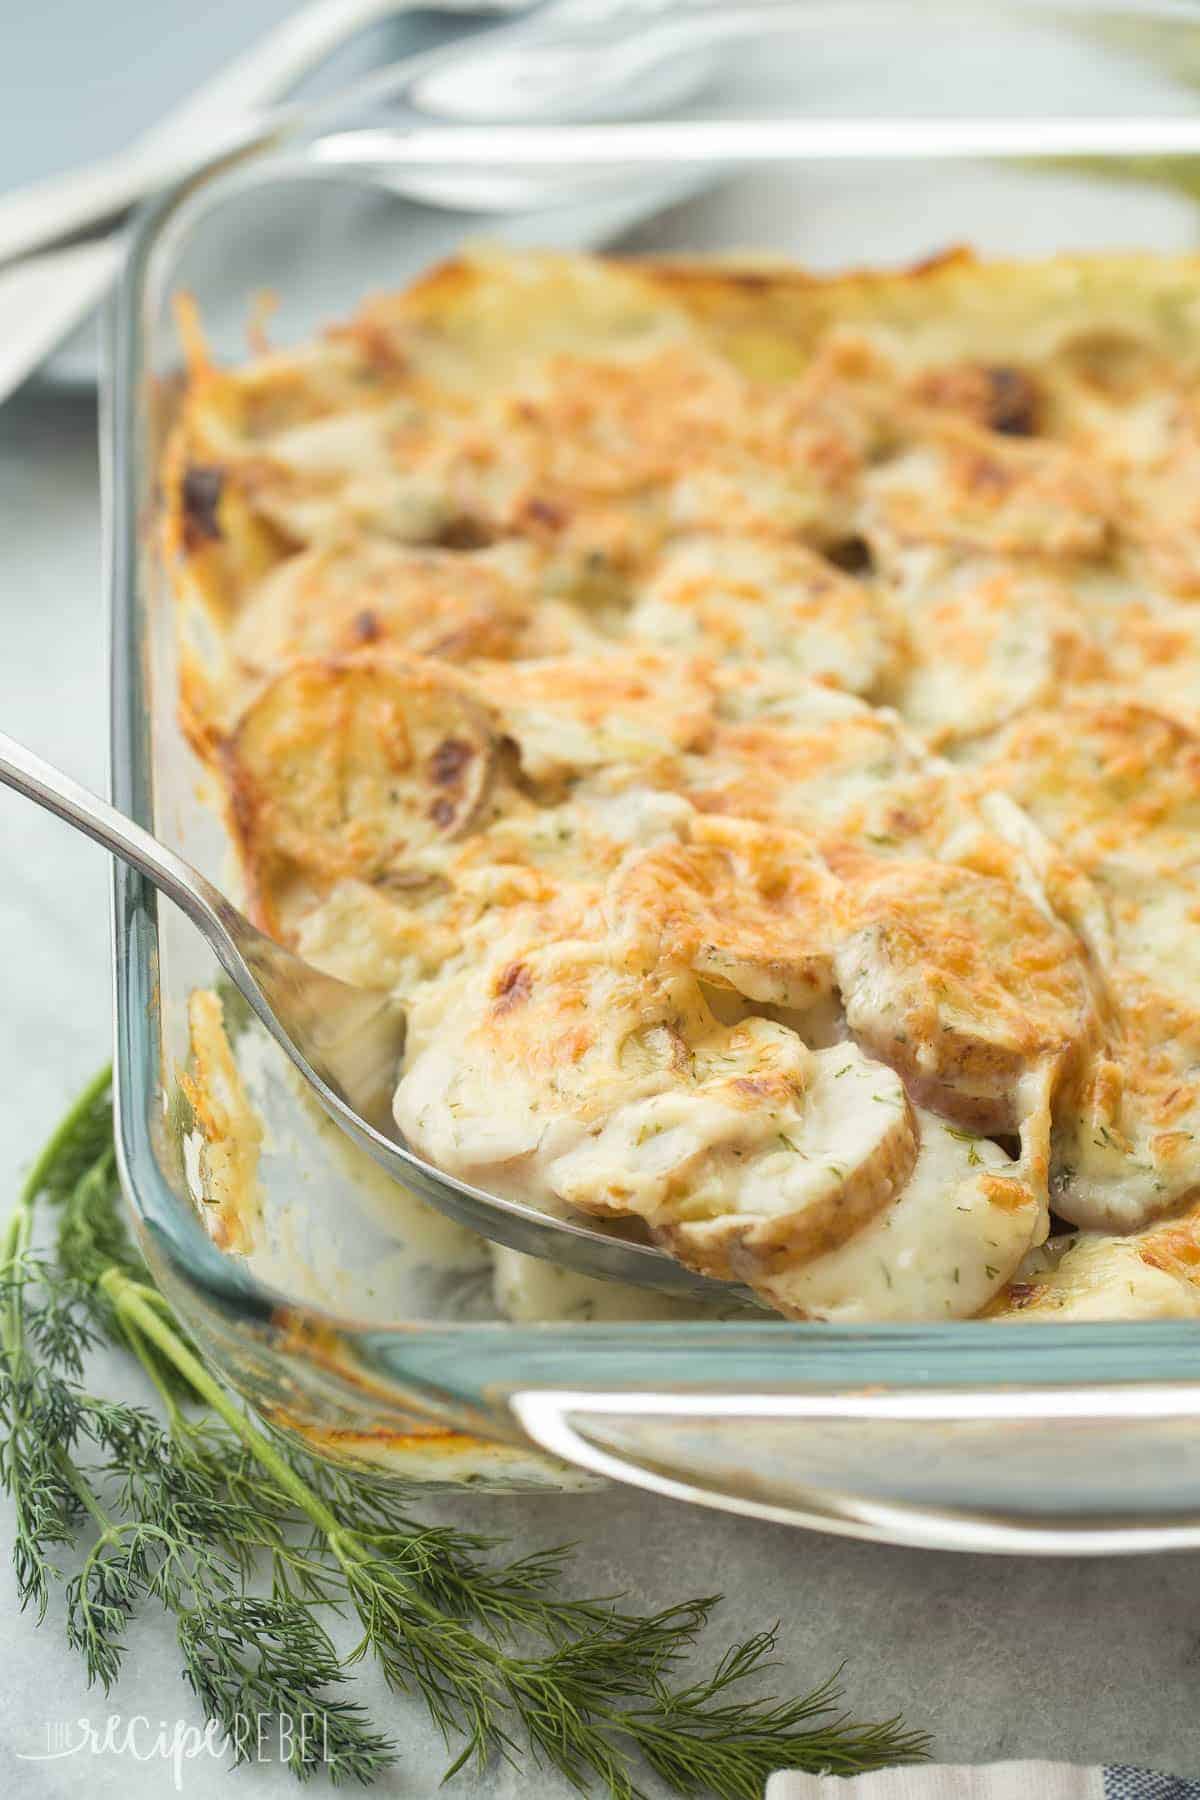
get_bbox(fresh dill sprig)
[1,1068,930,1794]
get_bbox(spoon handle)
[0,729,230,941]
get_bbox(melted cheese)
[885,551,1092,749]
[630,534,897,698]
[612,814,840,1009]
[831,854,1097,1134]
[767,1111,1038,1322]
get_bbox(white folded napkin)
[767,1765,1199,1799]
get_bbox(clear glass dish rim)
[106,102,1200,1396]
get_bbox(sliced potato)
[226,654,498,927]
[1067,584,1200,735]
[906,358,1044,437]
[611,813,839,1009]
[992,1216,1200,1322]
[831,855,1096,1133]
[762,1110,1040,1321]
[232,404,461,548]
[620,1044,917,1291]
[885,552,1093,749]
[863,414,1115,561]
[629,534,898,698]
[1051,974,1200,1232]
[444,338,851,571]
[689,675,958,855]
[978,702,1200,1011]
[395,909,722,1192]
[476,648,714,786]
[232,538,592,699]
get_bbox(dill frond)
[178,1596,396,1783]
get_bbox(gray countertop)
[6,4,1200,1793]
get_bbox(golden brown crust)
[613,814,839,1009]
[224,654,498,933]
[831,855,1098,1134]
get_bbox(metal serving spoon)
[0,729,736,1301]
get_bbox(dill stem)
[99,1269,346,1544]
[118,1310,188,1432]
[59,1448,115,1538]
[20,1064,113,1209]
[100,1275,511,1640]
[0,1203,46,1570]
[2,1200,32,1359]
[99,1274,564,1713]
[100,1271,480,1606]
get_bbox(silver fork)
[0,729,730,1300]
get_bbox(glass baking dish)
[108,0,1200,1552]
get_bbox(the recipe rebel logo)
[17,1711,335,1789]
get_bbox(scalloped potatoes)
[167,246,1200,1321]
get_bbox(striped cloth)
[766,1766,1200,1799]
